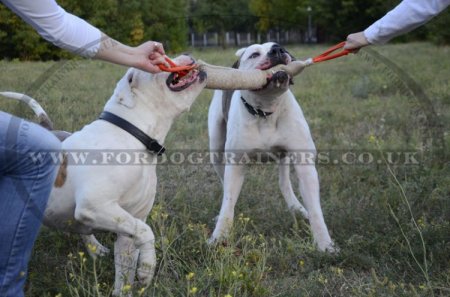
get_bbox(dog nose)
[268,45,286,59]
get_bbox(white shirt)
[364,0,450,44]
[1,0,102,57]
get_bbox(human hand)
[344,32,370,50]
[131,41,169,73]
[95,35,170,73]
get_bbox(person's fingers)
[141,62,162,73]
[344,32,369,50]
[151,41,165,55]
[344,37,360,50]
[150,55,169,68]
[344,41,360,51]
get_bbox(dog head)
[111,54,206,115]
[234,42,295,95]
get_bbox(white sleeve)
[364,0,450,45]
[1,0,102,57]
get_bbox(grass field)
[0,42,449,297]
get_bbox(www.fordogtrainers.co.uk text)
[28,149,421,166]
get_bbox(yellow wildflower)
[186,272,195,280]
[122,284,132,293]
[87,243,97,254]
[138,287,146,296]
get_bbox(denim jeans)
[0,111,60,297]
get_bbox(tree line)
[0,0,448,60]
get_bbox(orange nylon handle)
[158,56,196,76]
[312,42,354,63]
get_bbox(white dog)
[208,42,335,252]
[2,55,206,296]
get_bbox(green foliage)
[249,0,309,32]
[0,5,61,60]
[0,0,189,59]
[190,0,252,47]
[1,0,449,60]
[424,9,450,45]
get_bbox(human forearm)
[94,35,166,73]
[364,0,450,45]
[1,0,102,57]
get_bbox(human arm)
[344,0,450,50]
[94,36,167,73]
[1,0,166,72]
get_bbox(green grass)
[0,42,449,297]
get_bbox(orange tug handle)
[312,41,355,63]
[158,56,196,77]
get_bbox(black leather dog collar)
[98,111,165,155]
[241,96,273,118]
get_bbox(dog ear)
[231,59,240,69]
[114,70,136,108]
[232,47,246,69]
[235,47,247,58]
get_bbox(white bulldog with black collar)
[3,54,206,296]
[208,42,335,252]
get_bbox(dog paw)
[318,241,339,254]
[137,263,155,286]
[207,236,219,246]
[289,204,309,220]
[112,287,133,297]
[85,241,110,259]
[82,234,110,259]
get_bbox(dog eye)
[127,73,133,84]
[249,52,260,59]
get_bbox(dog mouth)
[166,69,206,92]
[254,58,292,91]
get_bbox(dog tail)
[0,91,54,130]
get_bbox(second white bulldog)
[208,42,335,252]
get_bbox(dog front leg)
[81,234,110,259]
[112,235,139,297]
[74,202,156,288]
[294,164,335,252]
[278,161,309,219]
[208,165,245,244]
